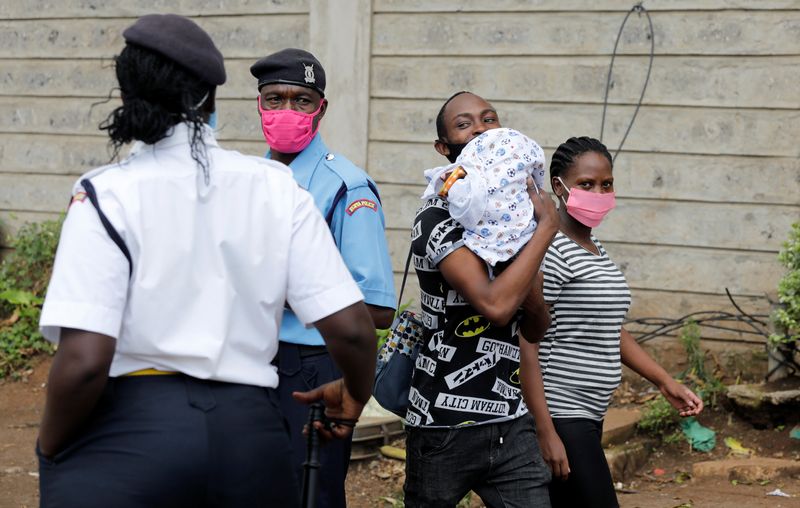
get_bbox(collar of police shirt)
[129,122,219,157]
[265,132,328,191]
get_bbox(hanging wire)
[596,5,798,381]
[599,2,655,162]
[625,290,799,380]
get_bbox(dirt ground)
[2,357,798,508]
[345,436,800,508]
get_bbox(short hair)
[550,136,613,180]
[435,90,471,140]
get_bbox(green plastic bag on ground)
[680,417,716,452]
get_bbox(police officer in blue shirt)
[251,49,396,508]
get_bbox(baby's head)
[457,128,545,190]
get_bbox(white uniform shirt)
[40,123,364,388]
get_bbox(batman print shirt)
[406,197,527,428]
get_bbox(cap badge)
[303,63,315,84]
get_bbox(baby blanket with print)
[422,128,545,266]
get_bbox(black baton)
[301,403,324,508]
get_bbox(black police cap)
[123,14,226,86]
[250,48,326,97]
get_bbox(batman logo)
[455,315,491,338]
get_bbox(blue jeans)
[404,413,551,508]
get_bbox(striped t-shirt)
[539,232,631,421]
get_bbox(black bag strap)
[80,178,133,278]
[397,246,413,309]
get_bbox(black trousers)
[37,375,300,508]
[548,418,619,508]
[275,343,353,508]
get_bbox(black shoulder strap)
[80,179,133,278]
[397,246,413,308]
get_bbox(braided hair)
[99,43,213,180]
[549,136,613,180]
[435,90,470,140]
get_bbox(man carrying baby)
[402,91,557,508]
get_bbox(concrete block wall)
[0,0,311,237]
[1,1,798,351]
[366,1,800,343]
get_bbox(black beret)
[123,14,226,86]
[250,48,325,97]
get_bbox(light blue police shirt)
[274,134,396,345]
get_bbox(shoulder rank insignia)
[70,191,88,207]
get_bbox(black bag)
[373,247,423,418]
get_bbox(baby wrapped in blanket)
[422,128,546,267]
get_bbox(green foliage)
[639,321,724,438]
[679,321,725,408]
[638,395,680,436]
[770,222,800,347]
[0,217,63,378]
[664,429,687,445]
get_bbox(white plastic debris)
[766,488,791,498]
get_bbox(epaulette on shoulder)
[320,152,372,191]
[71,162,126,195]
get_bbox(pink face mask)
[557,177,616,228]
[257,97,324,153]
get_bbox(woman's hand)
[620,328,703,417]
[659,378,704,417]
[538,429,570,481]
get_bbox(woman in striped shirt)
[520,137,704,508]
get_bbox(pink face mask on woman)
[257,97,325,153]
[557,176,616,228]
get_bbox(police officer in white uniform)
[36,14,376,508]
